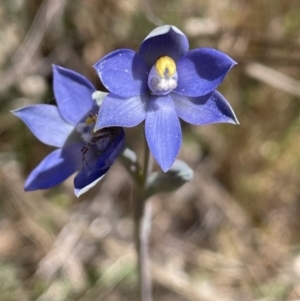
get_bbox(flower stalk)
[133,135,153,301]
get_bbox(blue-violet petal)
[53,65,95,125]
[94,49,149,98]
[139,25,189,67]
[145,95,182,172]
[74,127,125,197]
[12,104,73,148]
[175,48,237,97]
[172,91,239,125]
[95,93,148,130]
[25,143,83,191]
[74,174,106,198]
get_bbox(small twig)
[12,0,66,68]
[142,0,164,26]
[0,0,67,92]
[245,62,300,98]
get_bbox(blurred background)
[1,0,300,300]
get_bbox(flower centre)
[76,112,118,156]
[76,114,98,143]
[148,56,178,95]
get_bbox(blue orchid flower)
[12,65,125,197]
[93,25,238,172]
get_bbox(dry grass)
[1,0,300,300]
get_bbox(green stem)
[133,135,153,301]
[142,141,151,183]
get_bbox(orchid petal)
[74,127,125,196]
[94,49,149,98]
[74,174,106,197]
[95,93,148,130]
[172,91,239,125]
[25,143,83,191]
[175,48,236,97]
[12,105,73,147]
[145,95,182,172]
[53,65,95,125]
[139,25,189,67]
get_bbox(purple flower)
[12,65,125,197]
[94,25,238,172]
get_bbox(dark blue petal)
[145,95,182,172]
[12,105,73,148]
[74,127,125,197]
[172,91,239,125]
[53,65,95,125]
[25,143,83,191]
[94,49,149,98]
[74,173,107,198]
[139,25,189,67]
[95,93,148,130]
[175,48,236,97]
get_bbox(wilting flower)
[12,65,125,197]
[94,25,238,172]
